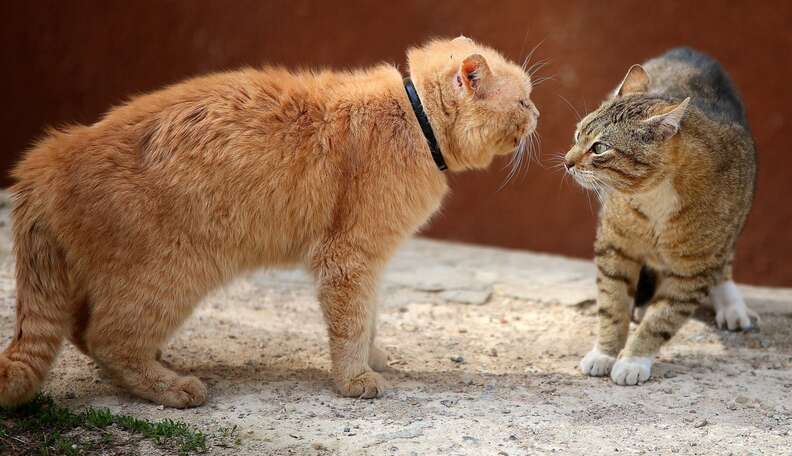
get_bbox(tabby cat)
[565,48,757,385]
[0,36,538,407]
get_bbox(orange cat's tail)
[0,196,70,407]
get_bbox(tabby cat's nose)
[565,160,575,170]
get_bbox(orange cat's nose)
[565,160,575,170]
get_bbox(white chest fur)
[629,179,681,232]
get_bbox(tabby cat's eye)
[590,142,610,155]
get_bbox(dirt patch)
[0,193,789,454]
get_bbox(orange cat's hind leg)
[83,295,207,408]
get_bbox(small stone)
[450,355,465,364]
[693,419,708,428]
[735,395,751,405]
[759,338,771,348]
[664,371,677,379]
[157,405,165,410]
[462,435,479,444]
[343,427,350,433]
[489,348,499,357]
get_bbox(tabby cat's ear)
[643,97,691,140]
[456,54,491,95]
[616,64,650,96]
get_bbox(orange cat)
[0,37,538,407]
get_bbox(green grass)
[0,394,224,455]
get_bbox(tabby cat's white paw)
[610,357,652,385]
[580,348,616,377]
[711,280,758,331]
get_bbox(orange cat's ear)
[643,97,690,139]
[616,64,650,97]
[456,54,491,95]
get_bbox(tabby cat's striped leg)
[580,246,641,377]
[612,272,708,385]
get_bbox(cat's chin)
[571,176,598,190]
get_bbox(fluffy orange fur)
[0,37,537,407]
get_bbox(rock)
[450,355,465,364]
[693,419,708,428]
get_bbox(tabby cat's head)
[564,64,690,194]
[407,36,539,171]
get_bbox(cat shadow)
[690,305,790,351]
[175,358,584,398]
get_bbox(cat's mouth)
[568,168,611,196]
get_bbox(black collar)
[403,77,447,171]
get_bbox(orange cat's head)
[407,36,539,171]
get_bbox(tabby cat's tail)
[0,197,70,407]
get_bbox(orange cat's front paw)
[156,375,208,408]
[336,371,388,399]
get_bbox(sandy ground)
[0,197,789,455]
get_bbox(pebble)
[759,339,771,348]
[450,355,465,364]
[489,348,499,357]
[693,419,708,428]
[462,435,479,444]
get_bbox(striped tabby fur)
[565,48,757,385]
